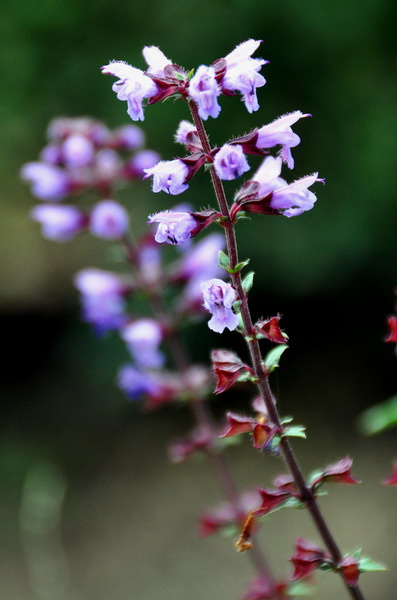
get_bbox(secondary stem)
[189,100,366,600]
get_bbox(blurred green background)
[1,0,396,598]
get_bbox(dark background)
[1,1,396,598]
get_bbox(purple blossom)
[201,278,239,333]
[62,134,95,168]
[256,111,310,169]
[270,173,323,217]
[214,144,250,180]
[21,162,69,201]
[94,149,121,181]
[117,364,162,400]
[89,200,129,239]
[148,211,197,245]
[188,65,221,120]
[101,61,158,121]
[142,45,172,77]
[40,144,62,165]
[30,204,84,241]
[74,268,127,334]
[175,120,197,145]
[113,125,145,150]
[127,149,161,178]
[137,242,162,285]
[222,39,267,113]
[252,156,287,196]
[178,233,225,280]
[121,318,164,369]
[144,159,189,195]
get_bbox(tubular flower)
[201,278,239,333]
[142,45,172,77]
[188,65,221,120]
[214,144,250,180]
[21,163,69,201]
[89,200,129,239]
[30,204,84,241]
[148,211,197,245]
[121,318,164,369]
[101,61,158,121]
[144,159,189,195]
[270,173,323,217]
[222,39,267,113]
[256,111,311,169]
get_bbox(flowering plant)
[23,40,390,600]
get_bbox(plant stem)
[189,100,366,600]
[121,232,273,580]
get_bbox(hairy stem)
[189,100,366,600]
[122,232,273,580]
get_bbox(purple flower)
[101,61,158,121]
[188,65,221,120]
[94,149,121,181]
[175,120,197,145]
[89,200,129,239]
[74,268,127,334]
[144,159,189,195]
[137,242,162,285]
[30,204,84,241]
[214,144,250,180]
[121,318,164,369]
[118,364,162,400]
[62,134,95,168]
[148,211,197,245]
[256,111,310,169]
[201,278,239,333]
[222,39,267,113]
[21,162,69,201]
[252,156,286,196]
[113,125,145,150]
[142,45,172,77]
[40,144,62,165]
[270,173,323,217]
[127,149,161,178]
[178,233,225,280]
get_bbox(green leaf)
[358,394,397,435]
[287,580,314,596]
[282,425,307,439]
[359,556,387,573]
[218,250,230,271]
[187,69,195,79]
[232,258,250,273]
[220,524,240,538]
[281,416,294,425]
[242,271,254,294]
[263,495,303,517]
[263,344,288,372]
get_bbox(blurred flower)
[62,133,95,168]
[113,124,145,150]
[127,149,161,178]
[117,364,162,400]
[21,163,69,201]
[121,318,164,369]
[31,204,84,241]
[89,200,129,239]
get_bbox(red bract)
[220,412,279,450]
[383,462,397,485]
[253,488,291,517]
[199,490,261,537]
[385,315,397,342]
[220,412,255,437]
[311,457,361,490]
[340,556,360,587]
[168,426,213,463]
[290,537,329,581]
[243,575,288,600]
[211,349,253,394]
[255,316,287,344]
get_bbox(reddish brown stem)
[189,100,366,600]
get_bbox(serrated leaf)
[242,271,254,294]
[218,250,230,271]
[282,425,307,439]
[263,344,288,372]
[359,557,387,572]
[358,394,397,435]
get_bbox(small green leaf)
[232,258,250,273]
[215,436,242,450]
[242,271,254,294]
[358,394,397,435]
[263,344,288,372]
[282,425,307,439]
[358,557,387,573]
[287,580,314,596]
[218,250,230,271]
[221,524,240,538]
[187,69,195,79]
[263,496,303,517]
[236,371,253,383]
[281,416,294,425]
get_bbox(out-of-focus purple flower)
[40,144,62,165]
[188,65,221,120]
[127,149,161,178]
[252,156,286,196]
[121,318,164,369]
[270,173,323,217]
[101,61,158,121]
[256,111,310,169]
[144,159,189,195]
[222,39,267,113]
[62,134,95,168]
[31,204,84,241]
[89,200,129,239]
[117,364,161,400]
[94,149,121,181]
[178,233,225,280]
[214,144,250,180]
[137,240,162,285]
[201,278,239,333]
[142,45,172,77]
[21,163,69,201]
[148,211,197,245]
[74,268,127,334]
[113,125,145,150]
